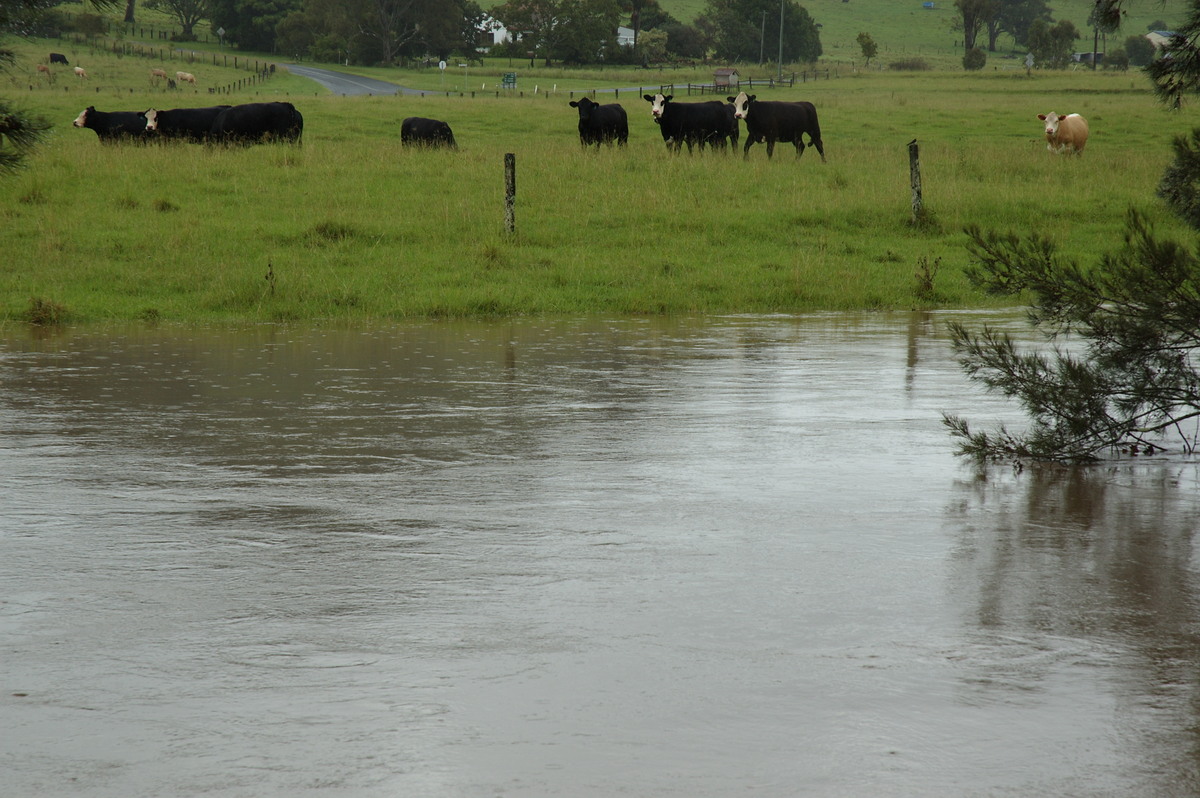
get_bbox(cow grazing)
[643,93,738,153]
[210,101,303,144]
[1037,112,1088,155]
[72,106,148,142]
[143,106,231,142]
[568,97,628,148]
[49,52,68,65]
[727,91,825,161]
[150,68,168,83]
[36,64,50,76]
[73,66,88,80]
[176,71,196,85]
[401,117,457,149]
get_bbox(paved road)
[284,64,417,95]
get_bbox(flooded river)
[3,312,1199,797]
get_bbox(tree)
[492,0,621,65]
[143,0,212,38]
[945,0,1200,462]
[698,0,821,64]
[125,0,136,22]
[1124,33,1154,66]
[954,0,998,51]
[856,31,877,66]
[1028,18,1078,68]
[996,0,1050,49]
[209,0,302,52]
[963,45,986,69]
[1146,0,1200,107]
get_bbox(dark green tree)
[856,31,877,66]
[954,0,998,51]
[1124,32,1154,66]
[142,0,211,38]
[208,0,301,51]
[996,0,1051,48]
[698,0,821,64]
[1028,18,1079,68]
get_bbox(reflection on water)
[1,313,1198,797]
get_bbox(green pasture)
[3,32,1200,323]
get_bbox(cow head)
[727,92,755,120]
[1038,112,1067,137]
[72,107,93,128]
[643,93,672,120]
[142,108,160,131]
[569,97,600,121]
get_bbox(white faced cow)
[727,91,825,161]
[1037,112,1088,155]
[643,93,738,153]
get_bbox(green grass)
[3,23,1200,323]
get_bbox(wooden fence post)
[504,153,516,235]
[908,139,923,223]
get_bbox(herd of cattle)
[70,82,1087,157]
[73,101,304,143]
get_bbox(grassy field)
[2,20,1200,323]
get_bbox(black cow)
[568,97,628,148]
[643,93,738,153]
[72,106,148,142]
[401,116,457,149]
[210,102,303,144]
[49,52,68,65]
[726,91,825,161]
[142,106,231,142]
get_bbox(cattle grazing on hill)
[210,102,303,144]
[49,52,68,65]
[401,117,457,149]
[36,64,50,77]
[176,71,196,85]
[643,93,738,153]
[73,106,148,141]
[150,68,168,83]
[1037,112,1088,155]
[143,106,231,142]
[73,66,88,80]
[727,92,825,161]
[568,97,628,148]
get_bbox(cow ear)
[570,101,578,108]
[748,95,756,102]
[726,96,735,103]
[665,95,672,102]
[643,95,652,102]
[1037,114,1047,120]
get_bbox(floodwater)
[2,312,1199,798]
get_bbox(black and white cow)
[726,92,825,161]
[210,102,303,144]
[72,106,148,141]
[401,116,457,149]
[643,93,738,153]
[568,97,628,148]
[142,106,231,142]
[49,52,68,65]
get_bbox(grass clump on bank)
[1,59,1198,323]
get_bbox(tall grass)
[2,61,1199,322]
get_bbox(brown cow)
[175,71,196,85]
[36,64,50,76]
[150,68,168,82]
[1037,112,1088,155]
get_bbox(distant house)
[617,26,635,47]
[1147,30,1176,51]
[714,68,739,89]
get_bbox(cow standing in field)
[36,64,50,78]
[73,66,88,81]
[150,68,168,85]
[401,117,457,149]
[210,101,303,144]
[568,97,628,148]
[49,52,68,65]
[143,106,231,142]
[1037,111,1088,155]
[643,93,738,153]
[176,71,196,85]
[727,91,825,161]
[73,106,148,141]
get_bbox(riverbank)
[3,67,1198,324]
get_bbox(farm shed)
[714,68,739,89]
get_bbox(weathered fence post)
[504,153,516,235]
[908,139,923,223]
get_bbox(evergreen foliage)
[946,1,1200,462]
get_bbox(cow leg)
[765,139,775,159]
[812,138,826,162]
[742,138,754,159]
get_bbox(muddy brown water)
[3,312,1199,797]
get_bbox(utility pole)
[760,11,766,65]
[778,0,784,81]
